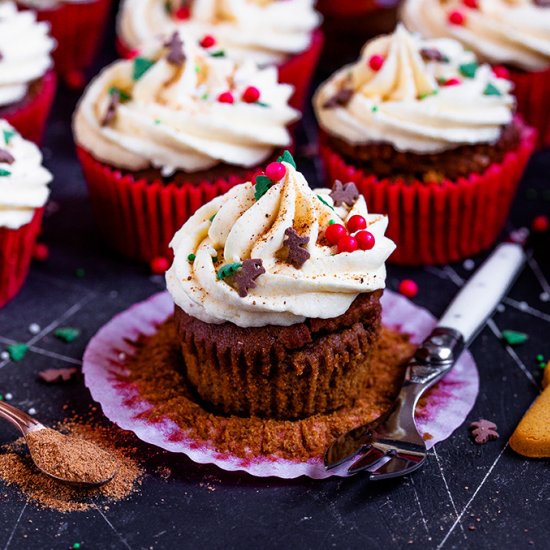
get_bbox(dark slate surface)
[0,6,549,550]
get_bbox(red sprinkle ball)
[399,279,419,298]
[355,230,375,250]
[448,10,465,25]
[200,35,216,48]
[443,77,461,87]
[337,235,358,253]
[65,70,86,90]
[242,86,261,104]
[368,54,385,72]
[218,91,234,104]
[32,243,49,262]
[265,161,286,181]
[150,256,170,274]
[492,65,510,80]
[462,0,478,8]
[325,223,347,245]
[346,214,367,233]
[531,215,549,233]
[173,6,190,20]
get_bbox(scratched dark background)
[0,5,549,549]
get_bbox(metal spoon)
[0,400,117,488]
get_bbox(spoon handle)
[0,401,44,435]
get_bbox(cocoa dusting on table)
[0,422,142,512]
[122,318,416,462]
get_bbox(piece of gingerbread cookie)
[509,363,550,458]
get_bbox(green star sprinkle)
[459,62,478,78]
[317,194,334,210]
[187,253,196,261]
[254,175,273,201]
[132,57,155,81]
[276,150,296,169]
[484,83,502,96]
[501,330,528,347]
[54,327,81,343]
[3,129,16,144]
[217,263,242,280]
[108,87,131,102]
[0,169,11,176]
[6,343,28,362]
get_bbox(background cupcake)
[314,25,536,266]
[116,0,323,110]
[73,31,300,262]
[401,0,550,148]
[0,1,56,144]
[167,155,395,419]
[0,120,52,308]
[16,0,112,87]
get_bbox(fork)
[324,243,526,480]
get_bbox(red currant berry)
[399,279,419,298]
[32,243,49,262]
[347,215,367,233]
[325,224,347,245]
[337,235,358,253]
[492,65,510,80]
[150,256,170,274]
[463,0,478,8]
[532,215,549,233]
[448,10,465,25]
[368,54,385,72]
[443,77,461,86]
[356,231,375,250]
[265,161,286,181]
[242,86,261,103]
[174,6,190,20]
[218,91,234,104]
[200,35,216,48]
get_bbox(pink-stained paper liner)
[0,208,44,309]
[320,120,537,266]
[83,290,479,479]
[2,70,57,145]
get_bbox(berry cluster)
[325,215,375,253]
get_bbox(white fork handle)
[437,243,525,343]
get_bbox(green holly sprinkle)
[0,169,11,176]
[108,87,131,102]
[132,57,155,81]
[254,175,273,201]
[459,62,478,78]
[212,256,218,263]
[255,101,269,108]
[201,92,209,100]
[54,327,81,343]
[3,129,16,144]
[209,212,217,221]
[210,50,226,58]
[6,343,28,362]
[217,263,242,280]
[328,219,336,225]
[317,195,334,210]
[154,119,161,125]
[187,253,196,262]
[276,150,296,169]
[501,330,528,347]
[484,83,502,96]
[371,105,379,112]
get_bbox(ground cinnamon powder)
[122,318,416,462]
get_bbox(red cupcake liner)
[76,146,270,263]
[2,70,57,144]
[117,28,324,111]
[0,209,43,309]
[509,66,550,149]
[317,0,384,17]
[20,0,112,86]
[319,122,537,266]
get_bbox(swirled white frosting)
[314,25,514,154]
[117,0,321,66]
[0,1,55,108]
[0,120,52,229]
[166,161,395,327]
[73,33,299,173]
[402,0,550,72]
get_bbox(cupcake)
[73,31,300,262]
[16,0,111,87]
[166,153,395,419]
[314,25,536,266]
[116,0,323,110]
[0,1,56,144]
[401,0,550,148]
[0,120,52,308]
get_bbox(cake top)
[314,25,514,155]
[401,0,550,72]
[0,1,55,108]
[0,119,52,230]
[73,31,300,175]
[118,0,321,66]
[166,152,395,328]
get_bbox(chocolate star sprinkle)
[420,48,449,63]
[323,87,353,109]
[38,368,79,384]
[469,419,499,444]
[165,31,186,66]
[0,148,14,164]
[329,180,359,207]
[282,227,310,269]
[234,258,265,297]
[102,90,120,126]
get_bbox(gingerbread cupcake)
[314,25,536,265]
[166,153,396,420]
[116,0,323,110]
[401,0,550,148]
[0,120,52,308]
[0,1,56,144]
[73,31,300,262]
